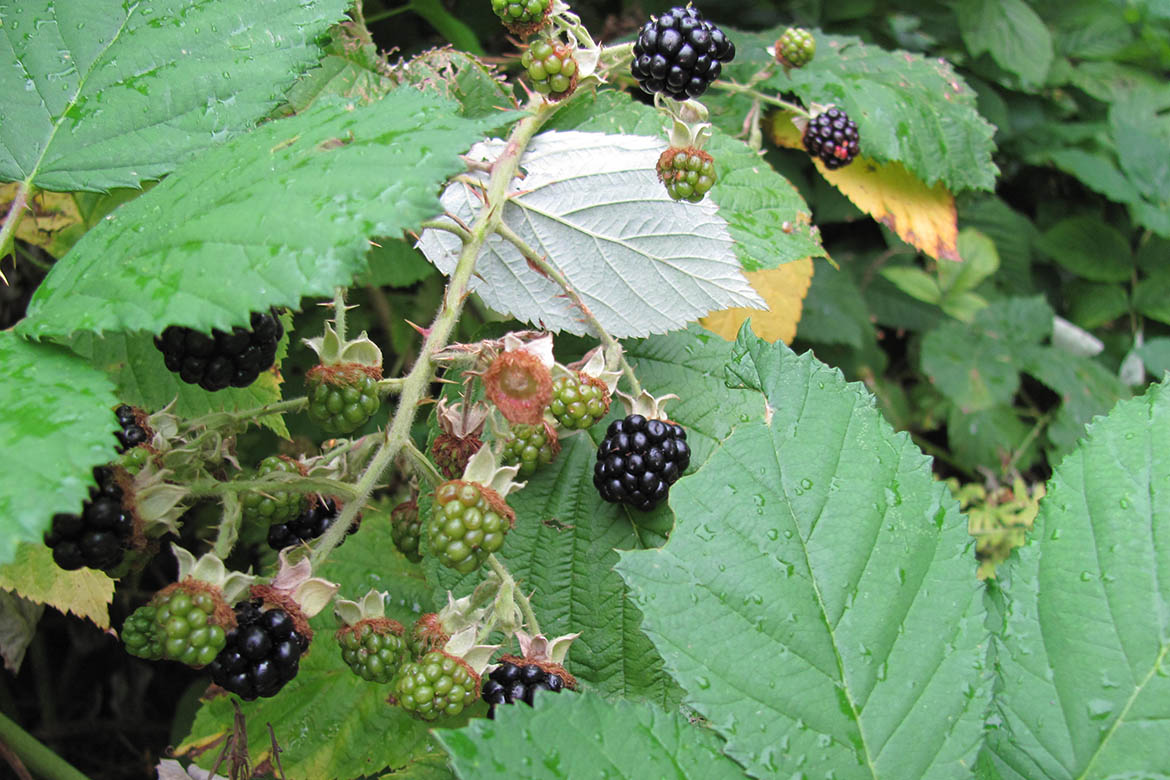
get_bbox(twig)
[0,711,89,780]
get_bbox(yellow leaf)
[0,544,115,629]
[768,112,959,261]
[0,183,84,258]
[700,259,814,344]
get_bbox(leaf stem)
[419,219,471,241]
[494,221,641,393]
[309,98,562,569]
[0,180,32,283]
[0,712,88,780]
[189,475,359,501]
[711,79,809,115]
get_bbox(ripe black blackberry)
[266,498,355,550]
[43,466,133,571]
[802,107,861,170]
[154,310,282,392]
[114,404,149,452]
[593,414,690,511]
[481,659,572,718]
[631,6,735,100]
[207,599,309,700]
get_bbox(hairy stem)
[332,287,348,344]
[711,79,808,115]
[0,712,88,780]
[0,180,31,282]
[494,222,641,393]
[189,476,359,501]
[403,440,444,488]
[309,99,562,568]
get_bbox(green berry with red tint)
[549,373,610,430]
[391,498,423,563]
[240,456,305,526]
[337,619,407,683]
[775,27,815,68]
[501,422,559,477]
[122,605,164,660]
[153,585,229,668]
[393,650,480,720]
[428,481,513,574]
[521,40,578,101]
[657,147,716,203]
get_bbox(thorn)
[368,239,383,248]
[406,319,430,338]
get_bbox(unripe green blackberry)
[391,497,423,563]
[152,583,231,668]
[549,373,610,430]
[656,147,716,203]
[521,40,578,101]
[500,422,559,477]
[490,0,550,36]
[393,650,480,721]
[427,481,513,574]
[122,605,164,660]
[337,618,407,683]
[306,366,381,434]
[240,456,305,526]
[775,27,815,69]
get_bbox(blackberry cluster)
[267,498,354,551]
[114,405,149,452]
[593,414,690,511]
[154,311,282,392]
[500,422,558,477]
[775,27,815,69]
[657,147,716,203]
[44,466,133,571]
[481,660,569,718]
[391,498,423,563]
[521,40,578,101]
[393,650,479,721]
[122,605,164,660]
[802,107,860,170]
[207,599,308,700]
[631,6,735,100]
[490,0,549,34]
[241,456,305,526]
[549,373,609,430]
[428,481,511,573]
[306,371,381,434]
[154,586,227,667]
[337,620,407,683]
[431,432,483,480]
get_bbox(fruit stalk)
[308,98,564,569]
[487,554,541,636]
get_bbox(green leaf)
[1034,216,1135,282]
[1138,337,1170,376]
[550,90,825,270]
[1063,280,1129,329]
[435,693,744,780]
[0,331,120,564]
[960,197,1036,293]
[181,514,441,778]
[726,28,998,191]
[617,329,989,779]
[400,48,512,120]
[0,543,114,628]
[985,380,1170,778]
[957,0,1054,88]
[920,297,1053,412]
[357,238,439,289]
[796,265,873,349]
[942,291,990,324]
[1110,90,1170,204]
[428,327,759,705]
[1135,276,1170,324]
[0,0,350,191]
[941,228,999,298]
[1020,345,1129,459]
[947,404,1039,475]
[17,91,511,340]
[879,267,942,304]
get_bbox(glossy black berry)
[154,311,283,392]
[207,600,308,700]
[267,498,355,550]
[43,466,133,571]
[593,415,690,511]
[482,660,571,718]
[631,6,735,100]
[114,405,149,452]
[802,107,861,170]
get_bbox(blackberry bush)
[631,5,735,100]
[153,311,282,392]
[43,466,133,572]
[593,414,691,511]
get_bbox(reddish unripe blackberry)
[593,414,691,511]
[431,432,483,480]
[802,107,861,170]
[481,657,575,718]
[631,5,735,100]
[522,40,578,101]
[267,498,355,550]
[391,498,423,563]
[337,619,407,683]
[154,311,282,392]
[428,481,513,573]
[44,466,133,571]
[657,147,716,203]
[114,405,150,452]
[393,650,479,720]
[207,599,309,700]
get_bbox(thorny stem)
[494,222,642,394]
[332,287,348,344]
[189,476,359,501]
[0,180,31,284]
[403,440,444,488]
[419,219,471,241]
[309,98,563,569]
[375,377,406,395]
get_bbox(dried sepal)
[516,629,581,667]
[569,345,623,395]
[443,626,500,676]
[436,397,490,439]
[303,322,383,369]
[334,588,388,626]
[268,549,340,619]
[170,543,256,604]
[615,389,681,421]
[461,445,525,498]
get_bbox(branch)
[0,180,32,284]
[0,712,88,780]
